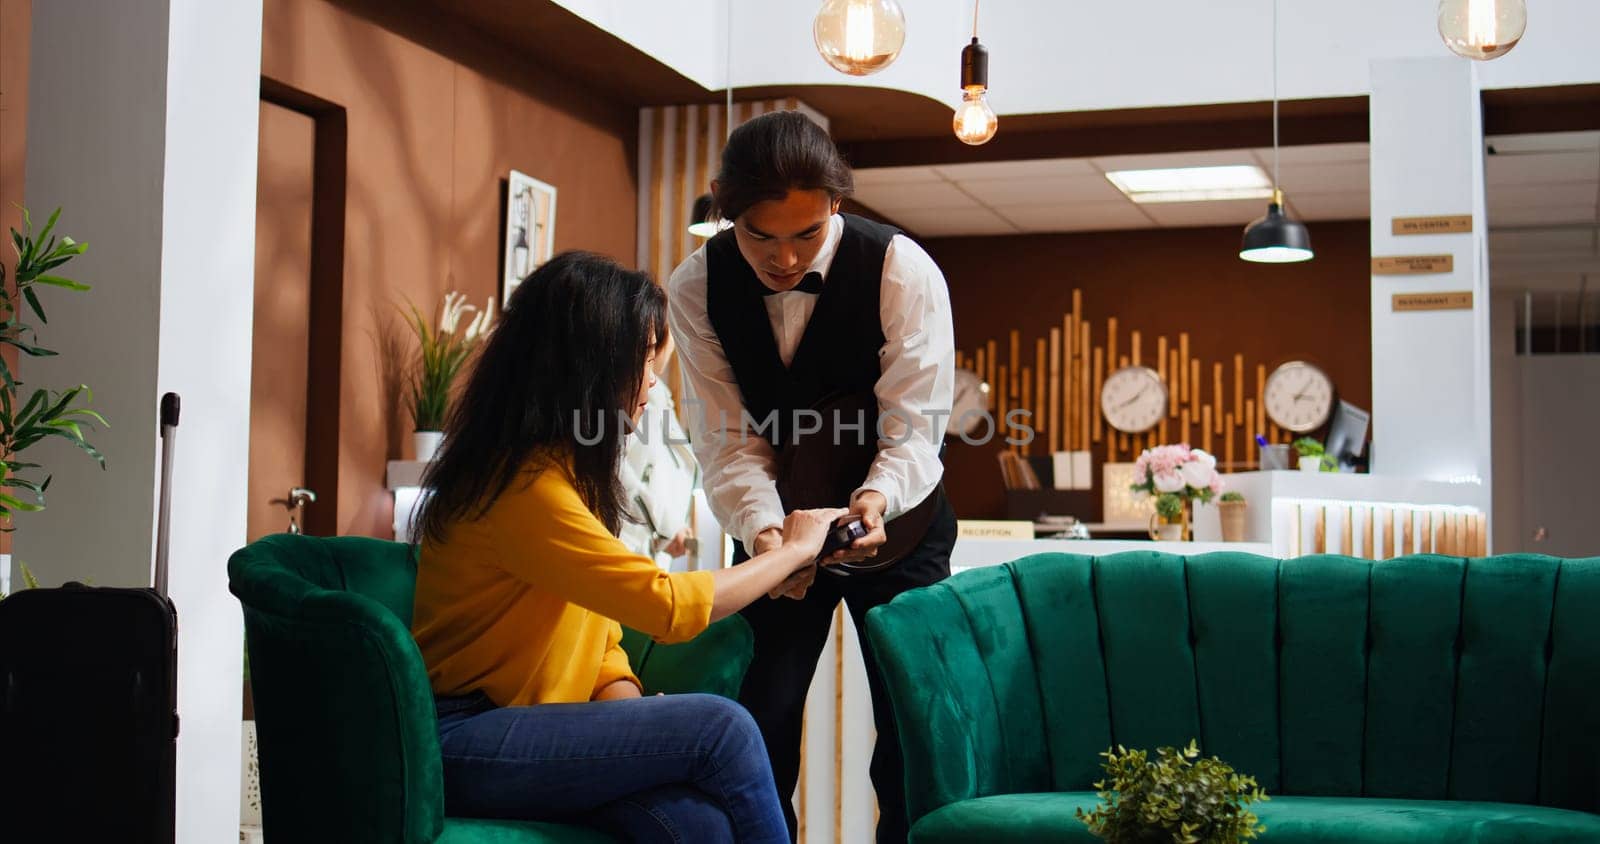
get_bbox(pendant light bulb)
[953,29,997,146]
[1437,0,1526,61]
[813,0,906,76]
[954,89,998,146]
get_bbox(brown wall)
[261,0,638,537]
[924,220,1372,519]
[0,0,25,556]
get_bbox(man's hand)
[824,490,888,565]
[751,526,783,557]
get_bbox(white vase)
[1299,455,1321,472]
[241,720,261,827]
[413,430,444,463]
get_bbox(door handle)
[269,487,317,534]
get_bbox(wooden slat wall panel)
[954,291,1333,473]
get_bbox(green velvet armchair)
[228,534,753,844]
[866,551,1600,843]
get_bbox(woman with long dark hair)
[411,251,841,842]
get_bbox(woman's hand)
[782,508,851,566]
[593,679,642,701]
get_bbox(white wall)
[559,0,1600,114]
[21,1,263,841]
[1367,58,1492,516]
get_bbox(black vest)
[704,214,898,449]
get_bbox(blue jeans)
[435,691,790,843]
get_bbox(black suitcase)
[0,393,183,843]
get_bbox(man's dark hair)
[713,111,854,221]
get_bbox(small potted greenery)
[1150,493,1185,541]
[1217,491,1247,542]
[1291,437,1323,473]
[403,291,494,462]
[1077,740,1268,844]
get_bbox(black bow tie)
[760,271,825,296]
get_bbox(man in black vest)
[668,111,956,842]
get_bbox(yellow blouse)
[412,458,716,706]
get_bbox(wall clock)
[1100,366,1168,433]
[1264,360,1335,433]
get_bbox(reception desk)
[1190,471,1487,557]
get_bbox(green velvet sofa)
[865,551,1600,842]
[228,534,753,844]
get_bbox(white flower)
[1153,471,1185,493]
[1181,460,1215,489]
[439,291,476,335]
[1190,449,1217,468]
[464,297,495,343]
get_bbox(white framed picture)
[503,170,557,304]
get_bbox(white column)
[1368,57,1492,518]
[21,1,262,841]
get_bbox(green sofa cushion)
[437,817,614,843]
[911,794,1600,844]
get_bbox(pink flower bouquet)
[1130,444,1223,505]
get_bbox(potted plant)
[0,207,107,533]
[403,291,494,462]
[1217,491,1247,542]
[1292,437,1323,473]
[1077,740,1268,844]
[1131,444,1221,542]
[1152,493,1184,541]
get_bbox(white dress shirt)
[667,214,955,550]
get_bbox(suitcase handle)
[154,393,180,597]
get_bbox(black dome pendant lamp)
[1241,0,1313,264]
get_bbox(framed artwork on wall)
[503,170,557,304]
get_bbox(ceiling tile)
[885,206,1019,237]
[1486,151,1600,186]
[854,180,980,211]
[930,158,1097,181]
[993,201,1155,233]
[1487,204,1600,228]
[1253,142,1370,165]
[1489,182,1600,210]
[1276,160,1370,195]
[1090,149,1260,174]
[1290,192,1370,221]
[1140,198,1272,229]
[959,173,1127,206]
[851,166,943,186]
[1485,131,1600,154]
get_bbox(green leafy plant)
[0,207,107,527]
[1291,437,1323,458]
[1077,740,1268,844]
[1154,492,1184,521]
[0,561,39,600]
[402,291,494,432]
[1220,491,1245,503]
